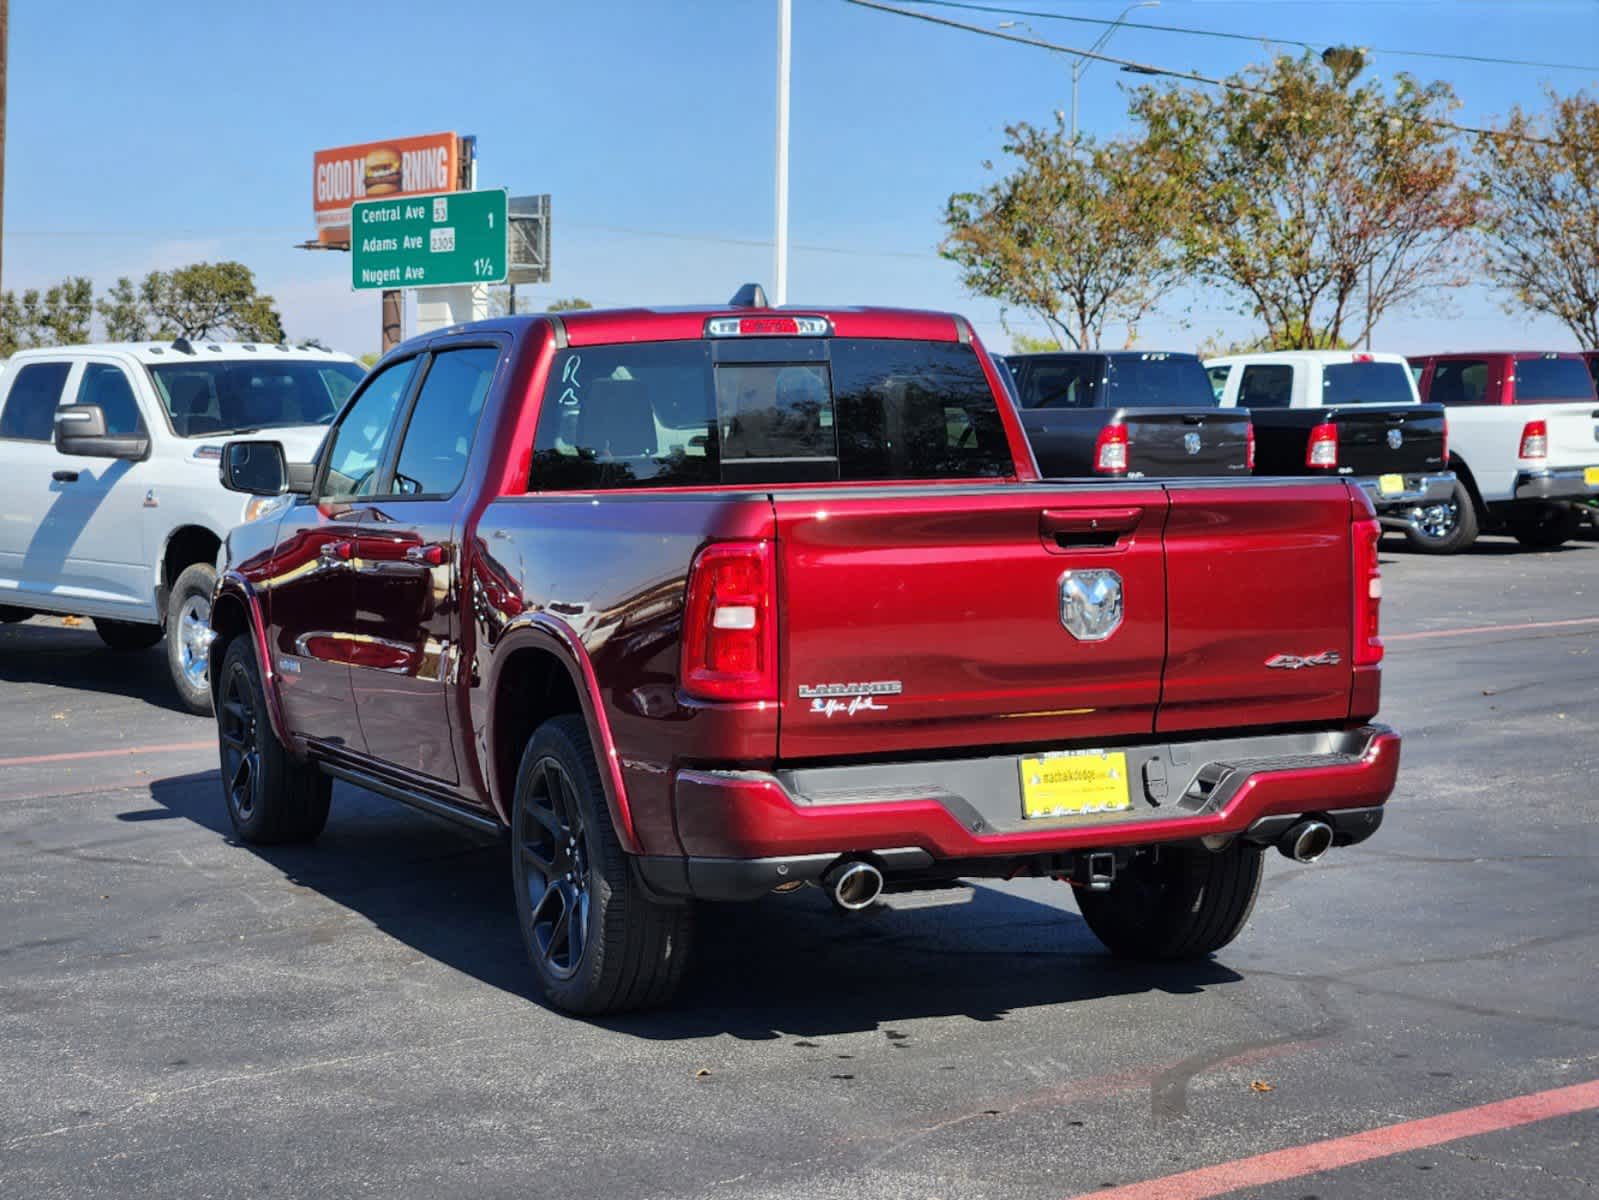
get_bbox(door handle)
[52,470,79,483]
[319,539,354,564]
[403,543,450,566]
[1040,507,1141,550]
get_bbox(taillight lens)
[1440,413,1448,465]
[1094,423,1129,474]
[1519,419,1547,460]
[1245,423,1256,470]
[681,541,777,702]
[1352,514,1383,667]
[1307,421,1338,468]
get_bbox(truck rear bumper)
[1352,472,1455,525]
[1514,467,1599,501]
[639,724,1400,900]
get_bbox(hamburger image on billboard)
[364,147,403,196]
[312,132,460,245]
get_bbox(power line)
[842,0,1566,146]
[901,0,1599,75]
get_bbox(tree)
[140,261,284,341]
[1477,91,1599,348]
[1010,332,1063,353]
[0,276,94,353]
[942,121,1183,349]
[547,297,593,312]
[1130,54,1479,349]
[97,277,151,342]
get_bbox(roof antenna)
[729,283,769,308]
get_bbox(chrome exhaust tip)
[1279,819,1334,864]
[822,859,884,911]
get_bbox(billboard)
[312,132,460,246]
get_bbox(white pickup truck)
[1408,351,1599,552]
[0,340,364,711]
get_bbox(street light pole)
[774,0,792,306]
[1054,0,1158,149]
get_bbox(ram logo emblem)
[1183,431,1202,455]
[1059,569,1123,642]
[1387,428,1403,450]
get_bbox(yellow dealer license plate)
[1020,750,1132,819]
[1378,473,1405,496]
[1585,466,1599,487]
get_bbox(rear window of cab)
[528,338,1014,489]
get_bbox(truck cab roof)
[6,341,359,367]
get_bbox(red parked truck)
[209,294,1400,1014]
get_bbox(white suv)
[0,340,365,712]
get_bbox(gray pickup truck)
[995,351,1254,479]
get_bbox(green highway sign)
[350,188,508,290]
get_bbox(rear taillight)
[1519,419,1547,460]
[1352,514,1384,667]
[1307,421,1339,468]
[680,541,777,702]
[1245,423,1256,470]
[1094,423,1129,474]
[1440,413,1448,465]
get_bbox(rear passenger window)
[390,347,498,497]
[1238,365,1293,408]
[1429,360,1490,406]
[76,364,144,435]
[529,339,1013,490]
[0,361,72,441]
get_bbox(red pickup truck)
[209,296,1399,1014]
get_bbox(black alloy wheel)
[516,756,592,980]
[219,657,263,827]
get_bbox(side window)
[76,364,145,435]
[1430,359,1489,406]
[1238,364,1293,408]
[1207,365,1232,401]
[0,361,72,441]
[390,347,499,497]
[319,359,417,500]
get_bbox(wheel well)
[493,648,584,814]
[162,525,222,608]
[208,593,250,703]
[1447,455,1488,521]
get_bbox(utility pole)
[1,0,9,294]
[774,0,791,306]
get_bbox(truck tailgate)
[1118,408,1253,477]
[1331,404,1447,476]
[1159,481,1355,732]
[773,485,1170,759]
[1538,402,1599,467]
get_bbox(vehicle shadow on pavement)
[1383,532,1595,557]
[0,620,188,714]
[146,769,1244,1037]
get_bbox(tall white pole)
[774,0,791,306]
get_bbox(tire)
[165,562,218,715]
[94,618,164,651]
[215,636,331,845]
[1402,477,1478,554]
[511,714,693,1015]
[1511,502,1581,550]
[1076,843,1264,960]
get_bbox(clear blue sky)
[7,0,1599,355]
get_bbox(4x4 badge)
[1265,650,1342,670]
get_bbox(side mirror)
[55,404,151,461]
[220,439,289,496]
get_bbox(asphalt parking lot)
[3,526,1597,1200]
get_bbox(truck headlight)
[242,493,292,523]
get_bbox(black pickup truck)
[1206,353,1454,550]
[996,351,1253,479]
